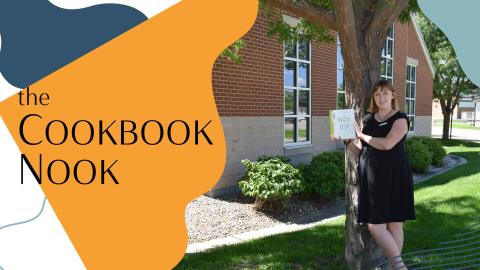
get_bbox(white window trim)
[284,41,312,146]
[406,64,417,133]
[282,14,300,27]
[337,35,346,109]
[407,57,419,67]
[381,25,395,84]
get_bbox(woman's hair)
[367,80,399,112]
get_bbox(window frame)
[405,62,417,132]
[337,36,346,109]
[284,40,312,146]
[381,26,395,84]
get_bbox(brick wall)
[209,12,434,195]
[213,12,433,118]
[212,10,283,117]
[393,20,433,116]
[212,11,337,117]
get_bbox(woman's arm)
[355,118,408,150]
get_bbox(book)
[329,109,356,140]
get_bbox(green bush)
[300,151,345,199]
[405,138,432,173]
[238,158,303,213]
[411,136,447,167]
[256,155,290,163]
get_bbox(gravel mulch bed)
[186,194,338,244]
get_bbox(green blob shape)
[418,0,480,86]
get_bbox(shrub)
[301,151,345,199]
[256,155,290,163]
[238,158,303,213]
[405,138,432,173]
[412,136,447,167]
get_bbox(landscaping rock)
[185,194,337,243]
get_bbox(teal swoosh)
[0,197,47,231]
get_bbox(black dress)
[357,111,416,224]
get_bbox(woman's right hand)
[331,135,351,145]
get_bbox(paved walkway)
[186,154,467,254]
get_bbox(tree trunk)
[344,148,385,269]
[339,18,387,265]
[442,111,451,140]
[343,73,385,269]
[334,1,410,268]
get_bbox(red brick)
[213,11,433,117]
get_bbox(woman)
[335,80,415,269]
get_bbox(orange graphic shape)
[0,0,258,269]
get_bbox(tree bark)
[343,73,385,269]
[337,2,415,264]
[336,3,394,264]
[442,110,450,140]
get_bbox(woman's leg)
[387,222,404,253]
[368,223,406,269]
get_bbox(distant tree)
[415,13,478,139]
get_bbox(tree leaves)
[219,39,245,63]
[267,17,334,43]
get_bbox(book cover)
[329,109,356,140]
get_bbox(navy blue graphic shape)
[0,1,147,88]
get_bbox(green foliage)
[219,39,245,64]
[256,155,291,163]
[238,158,303,202]
[406,137,432,173]
[267,18,334,44]
[300,151,345,199]
[398,0,419,23]
[412,136,447,167]
[226,0,420,66]
[259,0,334,12]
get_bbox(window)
[284,40,311,145]
[337,36,346,109]
[462,112,474,120]
[405,64,416,132]
[338,26,394,109]
[381,26,394,84]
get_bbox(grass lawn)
[175,140,480,270]
[285,130,308,141]
[433,121,480,130]
[453,123,480,130]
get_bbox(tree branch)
[452,75,461,96]
[366,0,410,45]
[265,0,337,30]
[334,0,362,88]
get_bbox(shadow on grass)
[175,220,348,270]
[402,196,480,268]
[405,196,480,250]
[436,139,480,148]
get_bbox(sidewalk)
[186,154,467,254]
